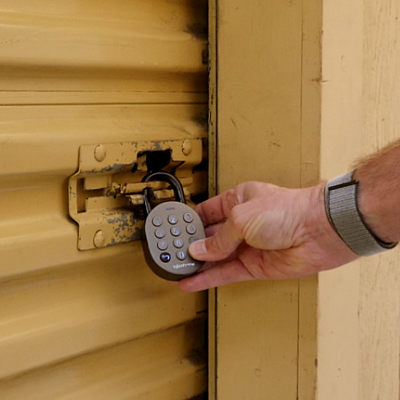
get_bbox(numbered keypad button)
[189,236,199,244]
[173,238,184,249]
[176,251,187,261]
[155,228,166,239]
[157,240,168,251]
[168,215,178,225]
[160,252,171,263]
[152,216,163,227]
[170,227,181,237]
[186,225,196,235]
[183,213,194,223]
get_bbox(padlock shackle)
[141,172,186,218]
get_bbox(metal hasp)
[68,139,205,250]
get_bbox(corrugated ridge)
[0,320,207,399]
[0,0,208,94]
[0,0,208,397]
[0,249,207,380]
[0,104,207,176]
[0,1,207,71]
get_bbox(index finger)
[195,188,240,227]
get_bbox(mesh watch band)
[324,171,397,256]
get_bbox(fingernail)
[189,239,207,257]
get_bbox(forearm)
[180,141,400,291]
[353,140,400,243]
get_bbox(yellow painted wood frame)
[210,0,400,398]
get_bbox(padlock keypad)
[144,201,206,280]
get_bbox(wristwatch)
[324,171,397,256]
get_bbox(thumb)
[188,216,243,261]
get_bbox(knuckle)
[224,188,239,210]
[229,206,245,232]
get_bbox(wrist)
[353,169,397,243]
[324,171,397,255]
[304,184,358,268]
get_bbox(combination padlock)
[141,172,206,281]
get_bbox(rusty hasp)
[68,139,205,250]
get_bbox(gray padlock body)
[143,201,206,281]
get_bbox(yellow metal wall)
[0,1,208,399]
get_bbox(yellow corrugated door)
[0,1,208,399]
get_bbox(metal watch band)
[325,171,397,256]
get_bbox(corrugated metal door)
[0,1,208,399]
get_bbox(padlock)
[141,171,206,281]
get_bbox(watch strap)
[325,171,397,256]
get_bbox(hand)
[179,182,358,292]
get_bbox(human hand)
[178,182,359,292]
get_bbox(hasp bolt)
[93,230,106,248]
[182,140,192,156]
[94,145,107,162]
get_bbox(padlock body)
[142,201,206,281]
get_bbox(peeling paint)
[152,141,164,151]
[69,140,204,250]
[100,163,126,173]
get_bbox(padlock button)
[157,240,168,251]
[152,216,163,227]
[186,225,196,235]
[176,251,187,261]
[170,227,181,237]
[183,213,194,223]
[173,239,184,249]
[160,252,171,263]
[155,228,166,239]
[168,215,178,225]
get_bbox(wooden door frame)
[209,0,400,399]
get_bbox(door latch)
[68,139,206,250]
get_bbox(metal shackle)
[141,172,186,218]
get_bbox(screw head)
[182,140,192,156]
[94,145,106,162]
[93,230,106,248]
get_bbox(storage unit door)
[0,1,208,399]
